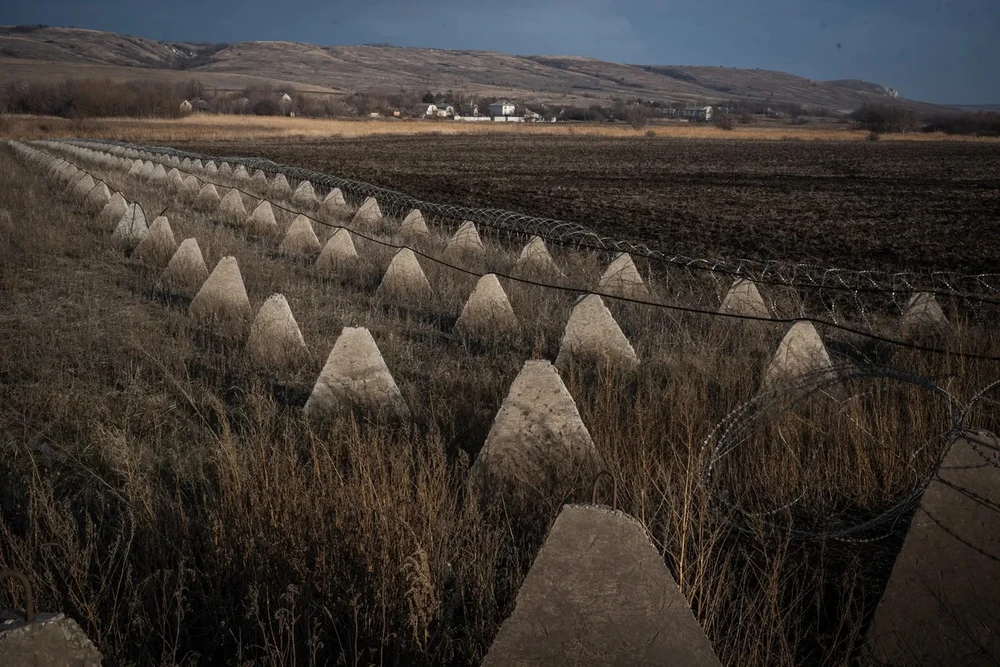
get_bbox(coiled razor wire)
[67,138,1000,303]
[12,139,1000,543]
[699,365,960,542]
[29,139,1000,362]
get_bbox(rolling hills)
[0,25,940,112]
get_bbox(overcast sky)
[4,0,997,103]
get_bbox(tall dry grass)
[1,140,998,666]
[2,113,999,144]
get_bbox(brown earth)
[180,135,1000,274]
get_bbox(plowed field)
[182,136,1000,274]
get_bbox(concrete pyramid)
[377,248,433,301]
[83,181,111,215]
[269,173,293,200]
[180,174,201,201]
[291,180,317,209]
[71,173,96,201]
[149,163,167,181]
[247,293,309,371]
[400,209,429,239]
[246,200,278,235]
[319,188,349,219]
[598,253,649,299]
[482,504,723,667]
[218,188,248,224]
[555,294,638,370]
[159,238,209,297]
[232,164,249,181]
[867,431,1000,665]
[167,168,184,191]
[97,192,129,230]
[126,160,143,178]
[204,160,218,175]
[60,165,80,185]
[514,235,562,278]
[442,221,486,265]
[218,162,233,177]
[250,169,269,192]
[303,327,409,419]
[352,196,383,227]
[191,159,203,171]
[112,203,149,248]
[279,215,322,255]
[194,183,222,211]
[181,157,192,170]
[763,321,833,387]
[189,256,252,326]
[316,228,358,272]
[456,274,518,336]
[133,215,178,267]
[719,278,770,319]
[470,360,599,497]
[139,161,155,179]
[898,292,948,339]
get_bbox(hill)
[0,25,947,113]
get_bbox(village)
[178,92,719,124]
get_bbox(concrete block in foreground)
[0,611,102,666]
[867,431,1000,666]
[482,504,722,667]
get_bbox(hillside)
[0,25,944,113]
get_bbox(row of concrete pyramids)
[13,139,997,666]
[17,133,730,663]
[64,138,954,335]
[34,139,953,394]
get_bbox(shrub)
[713,113,735,131]
[251,98,281,116]
[2,78,186,118]
[850,102,919,133]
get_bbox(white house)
[682,106,713,121]
[523,108,543,122]
[489,100,515,117]
[424,104,455,118]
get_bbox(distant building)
[179,100,193,113]
[423,104,455,118]
[279,93,293,116]
[682,106,713,121]
[523,108,543,122]
[489,100,516,117]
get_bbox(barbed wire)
[68,138,1000,302]
[26,139,1000,363]
[10,139,1000,548]
[31,138,1000,362]
[699,366,961,543]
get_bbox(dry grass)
[1,140,998,666]
[2,113,998,143]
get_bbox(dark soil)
[181,135,1000,274]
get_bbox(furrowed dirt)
[181,135,1000,274]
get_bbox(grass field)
[1,134,998,666]
[3,112,999,143]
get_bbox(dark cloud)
[3,0,998,102]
